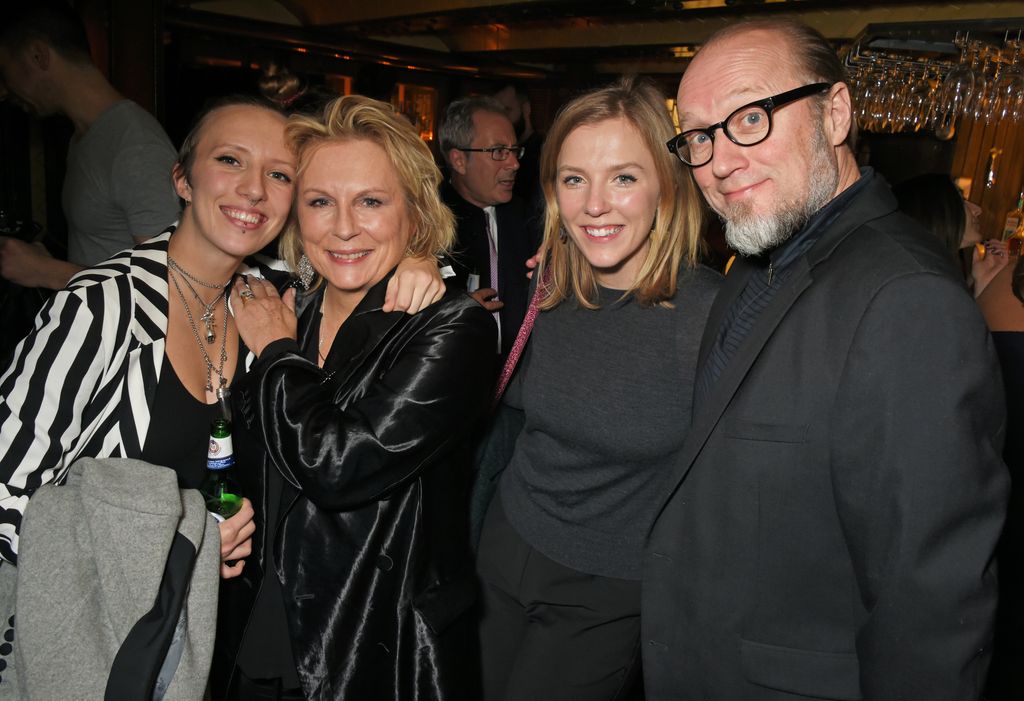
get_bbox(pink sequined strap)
[493,270,548,408]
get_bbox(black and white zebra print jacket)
[0,228,269,565]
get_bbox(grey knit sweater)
[499,265,721,579]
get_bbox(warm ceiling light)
[196,57,242,68]
[678,0,726,8]
[679,0,785,6]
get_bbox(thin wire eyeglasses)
[457,145,525,161]
[666,82,833,167]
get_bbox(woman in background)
[893,172,1008,296]
[216,95,495,700]
[476,76,720,701]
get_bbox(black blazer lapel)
[654,256,814,521]
[654,174,898,521]
[294,287,322,358]
[316,272,407,391]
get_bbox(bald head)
[693,19,856,147]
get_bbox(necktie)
[484,206,501,352]
[484,206,499,292]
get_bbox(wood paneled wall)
[952,115,1024,240]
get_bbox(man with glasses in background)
[643,19,1007,701]
[440,96,538,358]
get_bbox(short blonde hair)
[279,95,455,280]
[537,76,702,310]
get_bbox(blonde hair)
[537,76,702,310]
[279,95,455,280]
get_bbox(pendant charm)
[205,380,213,393]
[201,308,216,344]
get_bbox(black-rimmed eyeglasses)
[666,82,832,167]
[458,145,525,161]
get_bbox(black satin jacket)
[215,272,496,700]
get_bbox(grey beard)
[721,129,839,257]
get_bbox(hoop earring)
[558,224,569,243]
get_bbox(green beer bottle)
[201,417,242,519]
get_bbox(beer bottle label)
[207,435,234,470]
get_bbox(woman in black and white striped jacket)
[0,96,293,574]
[0,96,444,572]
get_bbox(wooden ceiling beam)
[434,2,1024,52]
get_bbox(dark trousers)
[477,497,642,701]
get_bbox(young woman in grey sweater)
[477,76,722,701]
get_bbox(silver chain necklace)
[169,270,230,393]
[167,256,230,289]
[167,257,230,344]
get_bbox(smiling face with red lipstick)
[297,138,413,304]
[556,117,661,290]
[173,104,294,264]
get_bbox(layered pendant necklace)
[168,257,230,344]
[168,258,232,393]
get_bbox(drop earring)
[297,254,316,290]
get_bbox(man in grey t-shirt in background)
[0,1,178,290]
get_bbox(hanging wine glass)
[847,63,869,127]
[859,57,886,131]
[901,65,931,132]
[936,33,975,139]
[922,67,944,131]
[1014,38,1024,123]
[967,41,995,124]
[876,65,901,131]
[990,39,1024,124]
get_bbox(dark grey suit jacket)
[440,182,540,358]
[642,175,1008,701]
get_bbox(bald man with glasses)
[643,18,1007,701]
